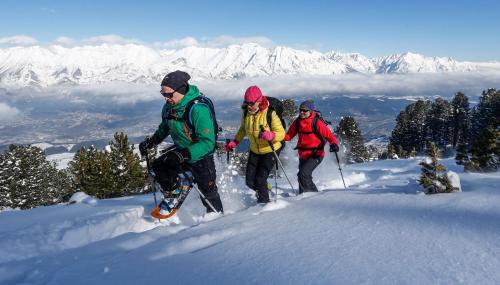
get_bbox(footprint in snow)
[252,200,289,215]
[150,229,236,259]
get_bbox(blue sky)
[1,0,499,61]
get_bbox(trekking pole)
[143,149,160,222]
[225,138,231,164]
[259,125,297,195]
[274,162,278,202]
[194,187,222,215]
[334,152,347,189]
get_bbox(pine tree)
[387,143,397,159]
[0,145,71,209]
[282,98,298,125]
[419,142,457,194]
[466,89,499,172]
[425,98,453,148]
[451,92,470,148]
[390,100,431,153]
[0,151,11,209]
[335,116,368,163]
[455,142,469,165]
[69,146,114,199]
[397,145,408,159]
[409,147,417,158]
[108,132,146,196]
[470,88,499,146]
[465,125,499,172]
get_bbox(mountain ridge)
[1,43,499,87]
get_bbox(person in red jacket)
[285,100,340,194]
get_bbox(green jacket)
[153,85,215,163]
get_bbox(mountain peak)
[0,43,497,87]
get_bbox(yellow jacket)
[235,107,285,154]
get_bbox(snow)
[447,170,462,192]
[68,192,98,205]
[31,142,54,150]
[0,155,499,284]
[46,152,74,170]
[1,43,500,87]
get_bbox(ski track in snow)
[1,154,500,284]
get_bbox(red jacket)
[285,111,339,160]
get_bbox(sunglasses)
[243,101,259,107]
[299,109,310,113]
[160,89,177,98]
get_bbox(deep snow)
[1,151,499,285]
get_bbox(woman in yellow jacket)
[225,86,285,203]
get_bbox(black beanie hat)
[161,70,191,94]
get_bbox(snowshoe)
[150,171,194,220]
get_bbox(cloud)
[155,37,200,49]
[0,102,21,122]
[80,34,144,45]
[203,35,274,48]
[154,35,274,49]
[199,72,500,101]
[0,35,38,46]
[54,36,76,46]
[48,34,272,48]
[51,35,144,47]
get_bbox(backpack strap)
[293,116,326,152]
[244,106,278,130]
[312,116,327,151]
[182,95,218,144]
[266,108,274,129]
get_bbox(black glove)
[329,143,339,153]
[162,147,191,166]
[139,135,160,156]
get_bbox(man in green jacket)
[139,70,223,213]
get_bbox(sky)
[1,0,499,61]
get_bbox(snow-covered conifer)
[419,142,457,194]
[335,116,368,163]
[108,132,146,196]
[0,145,70,209]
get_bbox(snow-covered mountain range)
[1,43,499,87]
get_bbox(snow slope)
[1,153,499,285]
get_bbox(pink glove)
[224,140,238,151]
[260,131,275,142]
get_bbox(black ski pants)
[245,150,280,203]
[153,153,223,213]
[187,155,224,213]
[298,156,323,194]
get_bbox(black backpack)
[295,110,332,151]
[167,93,219,149]
[243,96,286,130]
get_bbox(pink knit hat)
[244,86,263,102]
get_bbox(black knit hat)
[161,70,191,94]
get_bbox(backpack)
[295,110,332,151]
[244,96,286,130]
[167,93,219,149]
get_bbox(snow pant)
[245,149,281,203]
[187,155,224,213]
[153,153,223,213]
[298,156,323,194]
